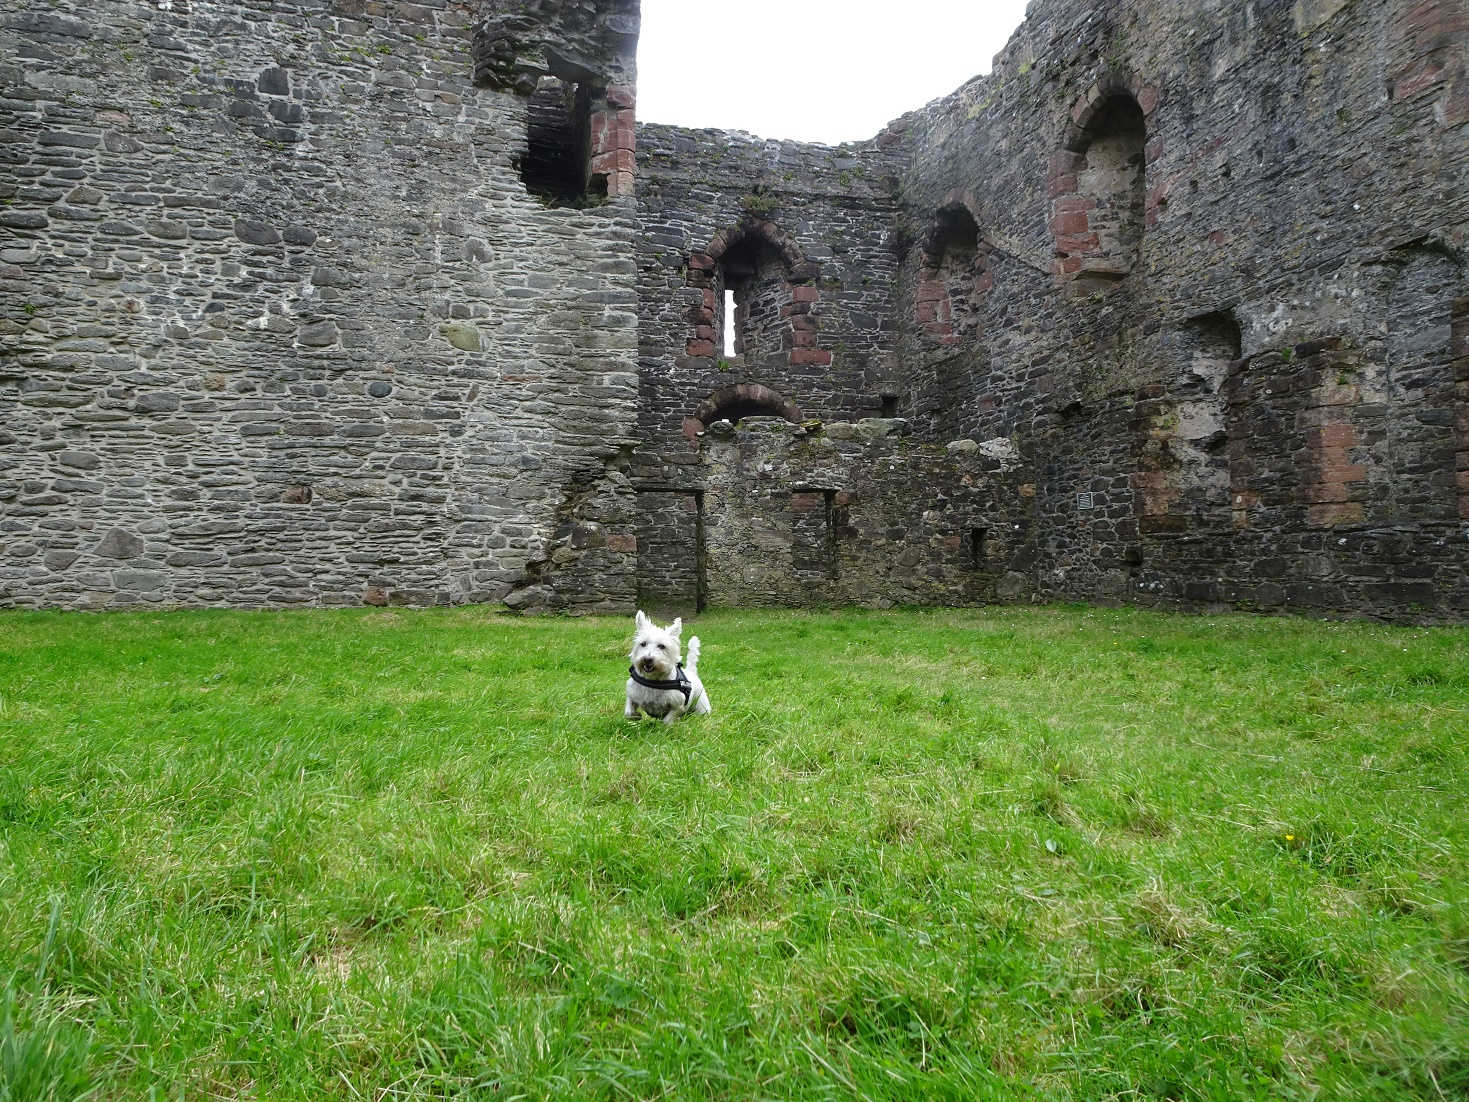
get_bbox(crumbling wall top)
[474,0,639,93]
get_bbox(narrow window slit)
[723,288,737,358]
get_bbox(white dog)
[624,610,711,723]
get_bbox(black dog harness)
[629,663,694,706]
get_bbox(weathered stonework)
[2,0,1466,619]
[2,0,640,612]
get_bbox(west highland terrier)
[624,610,711,723]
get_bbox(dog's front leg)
[662,708,681,725]
[624,695,639,720]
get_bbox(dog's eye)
[656,643,666,651]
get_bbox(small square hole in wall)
[880,394,898,418]
[1077,491,1095,511]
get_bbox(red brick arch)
[683,383,803,439]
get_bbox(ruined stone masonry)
[2,0,1466,619]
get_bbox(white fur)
[624,609,712,724]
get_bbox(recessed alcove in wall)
[1050,79,1154,291]
[916,203,990,346]
[1132,310,1240,534]
[1381,243,1465,524]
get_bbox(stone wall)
[0,0,640,611]
[2,0,1465,620]
[632,124,907,485]
[675,418,1036,610]
[887,0,1469,618]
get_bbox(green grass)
[1,604,1466,1100]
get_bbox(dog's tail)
[685,635,700,673]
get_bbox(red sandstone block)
[793,329,813,348]
[1048,174,1077,198]
[1138,85,1159,116]
[694,324,714,341]
[606,84,636,108]
[1055,233,1099,252]
[1395,59,1445,99]
[789,349,831,366]
[688,253,715,272]
[791,285,819,303]
[686,339,715,357]
[1052,211,1088,235]
[682,417,702,440]
[1053,196,1097,213]
[916,303,937,323]
[608,532,637,553]
[1402,0,1469,38]
[1048,149,1085,174]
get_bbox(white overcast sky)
[636,0,1031,145]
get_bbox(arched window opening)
[1052,90,1147,290]
[685,220,827,369]
[718,232,793,367]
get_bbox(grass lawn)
[1,604,1467,1101]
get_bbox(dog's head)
[630,609,681,678]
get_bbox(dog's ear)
[635,609,649,631]
[668,617,682,639]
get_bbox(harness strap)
[629,663,693,706]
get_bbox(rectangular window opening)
[791,488,841,581]
[880,394,898,418]
[824,489,841,581]
[967,526,988,571]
